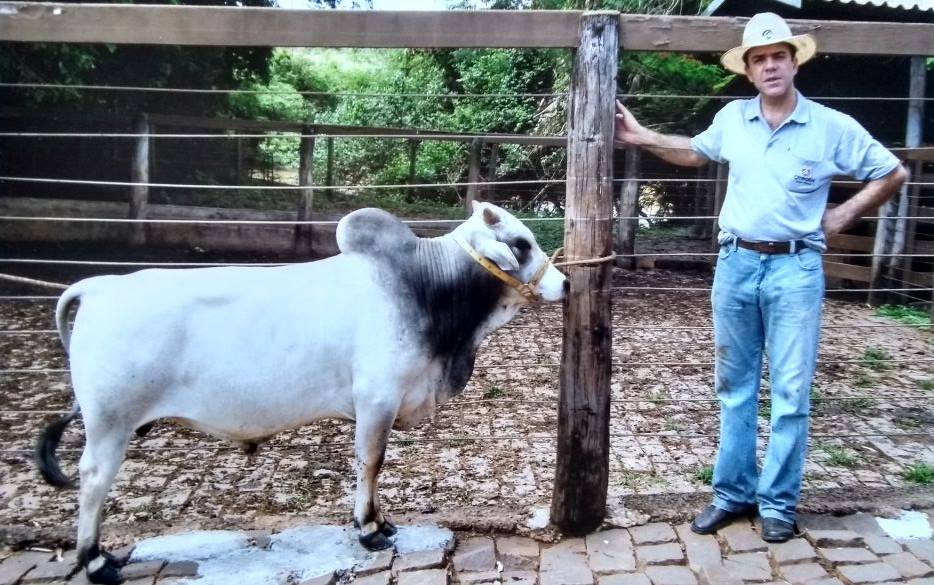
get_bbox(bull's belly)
[157,382,356,441]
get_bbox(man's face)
[744,43,797,99]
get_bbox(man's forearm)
[629,130,707,168]
[823,166,908,235]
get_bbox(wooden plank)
[902,269,934,289]
[0,3,581,47]
[827,233,874,252]
[552,11,617,536]
[824,261,871,283]
[1,3,931,55]
[619,15,934,56]
[904,149,934,163]
[0,196,457,255]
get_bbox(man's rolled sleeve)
[835,115,901,181]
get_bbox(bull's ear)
[482,207,500,227]
[475,238,519,272]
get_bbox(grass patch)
[819,444,858,468]
[694,465,713,485]
[895,417,921,430]
[876,304,931,328]
[663,419,684,432]
[644,389,666,404]
[920,379,934,392]
[903,462,934,485]
[853,372,875,389]
[758,400,770,420]
[838,397,873,415]
[861,347,892,372]
[482,385,508,399]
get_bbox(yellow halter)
[453,236,554,303]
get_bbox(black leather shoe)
[690,504,756,535]
[761,517,797,542]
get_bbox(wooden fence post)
[465,137,483,213]
[408,138,419,199]
[129,113,150,246]
[888,56,926,302]
[871,56,925,306]
[551,10,617,535]
[295,124,316,255]
[616,146,640,269]
[326,136,335,187]
[485,141,498,202]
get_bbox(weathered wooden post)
[325,136,335,188]
[616,146,640,269]
[551,11,617,535]
[465,137,483,212]
[129,113,150,247]
[871,55,925,306]
[295,124,316,255]
[485,141,498,202]
[408,138,419,199]
[888,56,926,297]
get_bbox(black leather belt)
[736,238,807,254]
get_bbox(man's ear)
[475,238,519,272]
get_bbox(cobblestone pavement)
[6,512,934,585]
[3,270,934,536]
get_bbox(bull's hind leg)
[353,403,397,551]
[76,419,131,585]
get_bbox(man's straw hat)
[720,12,817,75]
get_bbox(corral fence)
[0,3,932,535]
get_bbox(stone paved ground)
[2,270,933,537]
[6,512,934,584]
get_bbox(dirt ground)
[2,267,934,548]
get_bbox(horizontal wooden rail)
[0,3,931,55]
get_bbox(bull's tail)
[42,284,85,487]
[54,284,83,355]
[37,404,80,488]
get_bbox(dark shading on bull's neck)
[403,238,506,398]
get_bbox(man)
[614,12,907,542]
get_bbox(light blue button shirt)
[691,91,900,249]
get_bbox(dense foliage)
[2,0,734,227]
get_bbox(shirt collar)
[744,90,811,125]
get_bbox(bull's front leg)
[353,402,398,551]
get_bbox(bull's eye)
[513,238,532,253]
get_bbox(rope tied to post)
[550,247,617,269]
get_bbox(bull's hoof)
[379,520,398,537]
[87,560,123,585]
[359,530,394,551]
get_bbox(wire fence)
[2,78,933,520]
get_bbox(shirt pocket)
[785,153,832,195]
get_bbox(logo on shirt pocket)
[793,165,815,186]
[786,154,827,194]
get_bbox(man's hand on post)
[614,100,645,147]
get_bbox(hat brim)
[720,34,816,75]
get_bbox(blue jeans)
[710,241,824,524]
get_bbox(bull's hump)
[337,208,417,258]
